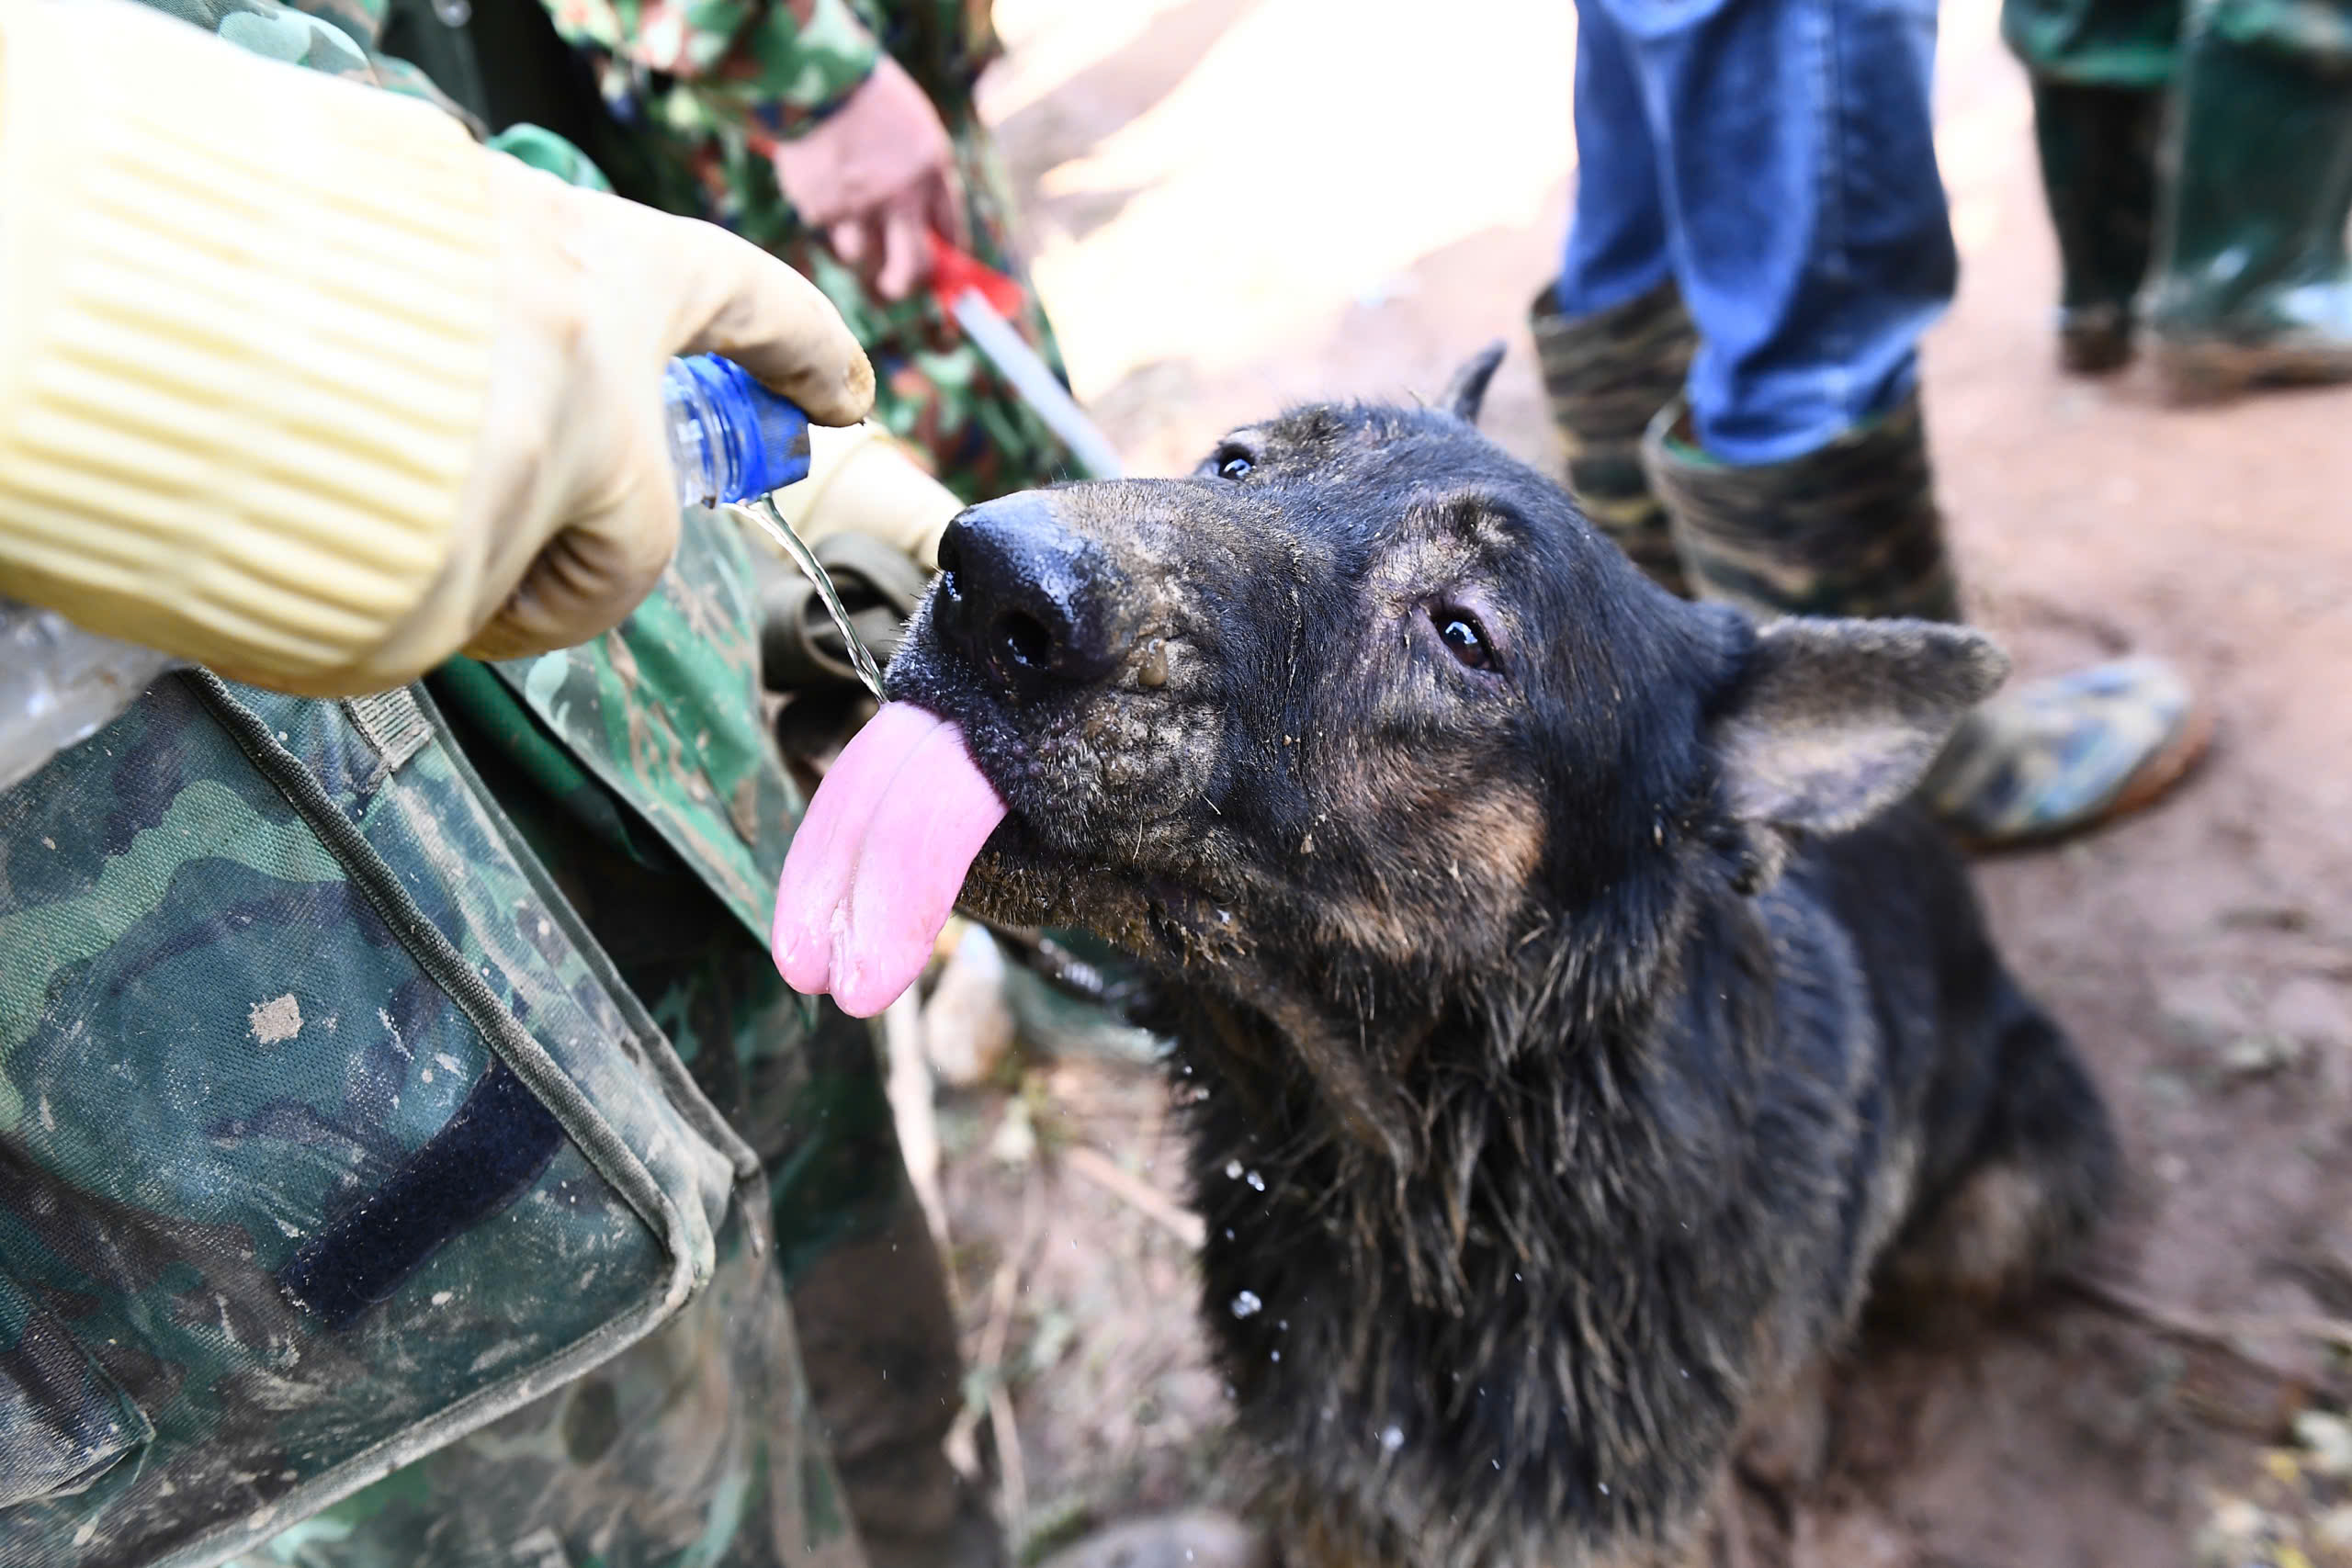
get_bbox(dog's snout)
[936,494,1128,690]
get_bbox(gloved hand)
[0,0,876,698]
[771,55,969,302]
[430,155,876,669]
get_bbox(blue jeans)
[1558,0,1961,464]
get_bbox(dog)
[775,346,2118,1568]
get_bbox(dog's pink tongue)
[771,702,1007,1019]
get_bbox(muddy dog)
[774,348,2117,1568]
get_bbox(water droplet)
[1230,1290,1263,1318]
[1491,1458,1501,1471]
[1381,1425,1405,1452]
[1271,1349,1281,1362]
[1225,1159,1244,1180]
[1599,1483,1610,1496]
[1246,1169,1266,1191]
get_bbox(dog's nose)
[935,493,1127,690]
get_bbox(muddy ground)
[903,2,2352,1562]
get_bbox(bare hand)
[771,56,968,302]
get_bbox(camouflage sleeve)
[545,0,883,141]
[143,0,488,128]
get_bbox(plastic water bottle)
[662,352,811,508]
[0,354,812,793]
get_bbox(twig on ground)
[1714,1471,1756,1568]
[883,989,950,1252]
[956,1163,1044,1536]
[984,1255,1028,1535]
[2061,1269,2352,1386]
[1064,1143,1206,1250]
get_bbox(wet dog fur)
[882,347,2117,1568]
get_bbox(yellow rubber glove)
[439,154,874,670]
[0,0,874,698]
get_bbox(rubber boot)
[1529,278,1699,595]
[1639,396,1962,623]
[2146,9,2352,399]
[1645,398,2210,847]
[2027,77,2166,371]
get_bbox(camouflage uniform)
[510,0,1078,502]
[0,6,981,1567]
[342,0,1074,499]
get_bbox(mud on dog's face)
[882,357,1726,979]
[778,350,2005,1019]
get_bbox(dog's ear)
[1440,342,1507,425]
[1711,618,2009,835]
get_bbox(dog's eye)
[1214,448,1253,480]
[1434,608,1493,671]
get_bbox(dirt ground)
[907,3,2352,1562]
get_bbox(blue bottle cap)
[676,354,813,502]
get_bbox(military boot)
[2146,7,2352,399]
[2027,78,2166,371]
[1645,397,2210,847]
[1529,278,1699,595]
